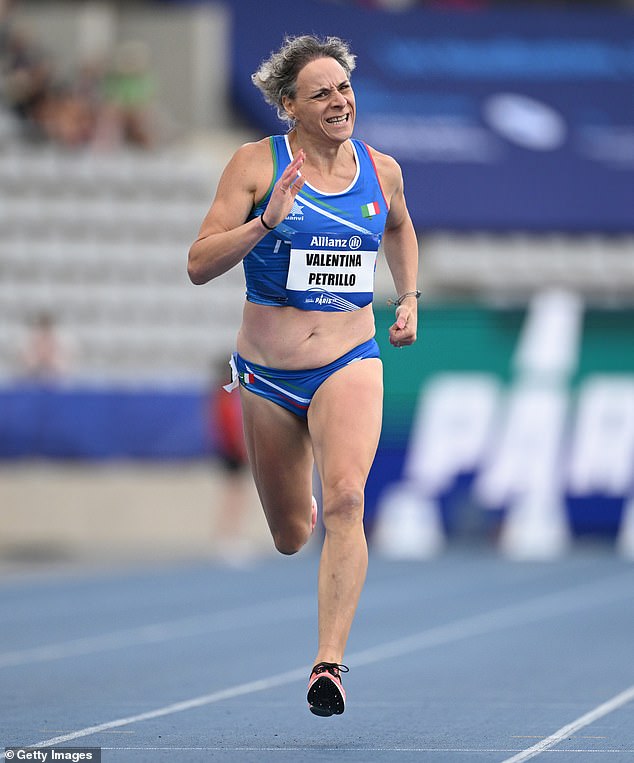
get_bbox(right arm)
[187,140,305,285]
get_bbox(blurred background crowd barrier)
[0,0,633,564]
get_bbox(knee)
[271,522,310,556]
[273,535,303,556]
[322,485,364,529]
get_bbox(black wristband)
[259,213,275,231]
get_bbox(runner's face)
[286,57,355,141]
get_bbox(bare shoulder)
[365,143,411,228]
[231,137,272,164]
[365,144,404,196]
[220,137,274,196]
[196,137,275,234]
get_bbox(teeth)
[327,115,348,124]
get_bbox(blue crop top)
[244,135,388,312]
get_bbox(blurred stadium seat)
[2,1,633,385]
[1,0,633,559]
[0,139,246,381]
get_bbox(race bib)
[286,232,380,311]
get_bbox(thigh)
[308,357,383,497]
[239,386,314,529]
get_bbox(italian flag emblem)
[240,371,255,385]
[361,201,380,218]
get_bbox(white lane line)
[0,594,313,668]
[347,571,633,669]
[20,571,634,752]
[20,746,565,758]
[501,684,634,762]
[0,573,421,668]
[24,666,310,749]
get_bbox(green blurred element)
[376,303,524,439]
[376,303,634,440]
[574,309,634,384]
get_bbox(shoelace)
[311,661,350,679]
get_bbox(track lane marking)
[501,684,634,762]
[0,594,314,668]
[99,747,634,754]
[0,573,448,668]
[12,570,633,753]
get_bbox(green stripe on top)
[299,187,350,217]
[254,136,278,208]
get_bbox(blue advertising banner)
[1,306,633,540]
[0,385,207,459]
[229,1,634,232]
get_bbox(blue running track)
[2,547,634,762]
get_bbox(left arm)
[372,150,420,347]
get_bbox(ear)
[282,95,295,121]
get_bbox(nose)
[331,89,347,107]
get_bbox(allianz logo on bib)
[310,235,362,249]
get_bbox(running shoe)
[307,662,349,717]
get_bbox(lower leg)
[315,498,368,665]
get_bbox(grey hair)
[251,34,356,125]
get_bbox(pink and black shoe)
[307,662,349,717]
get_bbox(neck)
[288,129,352,173]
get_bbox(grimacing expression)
[284,57,355,140]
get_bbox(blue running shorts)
[225,338,380,420]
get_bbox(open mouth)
[325,114,350,125]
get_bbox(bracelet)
[387,289,421,307]
[259,213,275,231]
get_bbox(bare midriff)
[236,300,376,369]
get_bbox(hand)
[389,301,418,348]
[262,150,306,228]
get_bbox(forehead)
[295,57,348,92]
